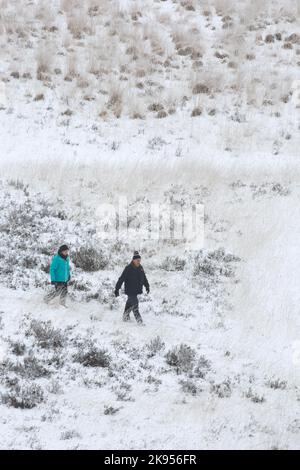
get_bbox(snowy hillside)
[0,0,300,450]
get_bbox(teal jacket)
[50,254,70,283]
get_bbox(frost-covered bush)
[73,345,111,367]
[113,384,134,402]
[2,381,44,409]
[251,182,290,198]
[72,279,91,292]
[111,339,143,361]
[271,183,290,196]
[145,375,162,385]
[9,340,26,356]
[47,379,63,395]
[166,344,196,372]
[180,379,198,395]
[72,246,108,271]
[206,248,239,263]
[108,356,137,382]
[60,430,81,440]
[287,419,300,433]
[193,248,240,278]
[244,388,265,403]
[26,320,65,349]
[47,351,66,369]
[70,277,115,304]
[160,298,193,318]
[146,336,165,357]
[160,256,186,271]
[266,378,287,390]
[192,83,210,94]
[4,355,51,379]
[194,355,212,379]
[147,136,166,150]
[194,257,216,276]
[104,405,120,415]
[211,378,232,398]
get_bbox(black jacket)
[115,262,149,296]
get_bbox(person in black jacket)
[114,251,150,324]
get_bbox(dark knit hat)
[59,244,69,253]
[132,250,141,260]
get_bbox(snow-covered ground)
[0,0,300,450]
[1,172,299,450]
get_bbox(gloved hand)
[146,287,150,294]
[114,289,119,297]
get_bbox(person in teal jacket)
[44,245,70,307]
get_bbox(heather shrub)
[72,246,108,271]
[26,320,65,349]
[166,344,196,372]
[73,345,111,367]
[2,381,44,409]
[146,336,165,357]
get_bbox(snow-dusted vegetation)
[1,0,299,123]
[0,0,299,450]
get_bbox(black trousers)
[44,282,68,304]
[123,295,142,323]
